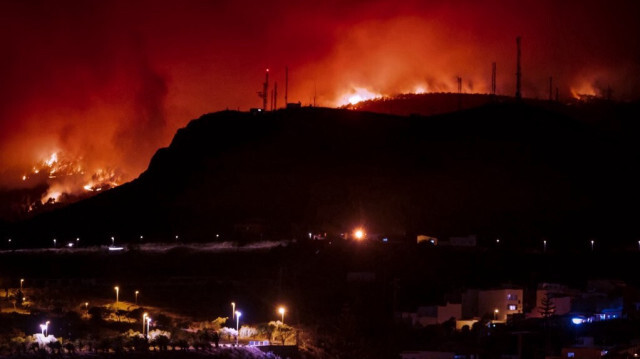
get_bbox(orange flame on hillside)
[22,151,123,206]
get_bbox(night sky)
[1,0,639,188]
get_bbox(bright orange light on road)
[354,228,365,240]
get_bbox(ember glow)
[1,0,639,193]
[21,151,122,206]
[340,87,384,106]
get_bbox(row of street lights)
[39,321,50,336]
[113,286,141,306]
[230,302,287,345]
[230,303,242,345]
[142,313,152,338]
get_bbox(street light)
[135,290,139,305]
[147,317,151,338]
[114,286,119,306]
[111,236,115,246]
[543,240,547,253]
[494,309,499,320]
[53,238,56,247]
[232,302,236,319]
[45,321,50,336]
[143,313,148,337]
[590,240,595,252]
[85,302,89,310]
[20,279,24,290]
[235,311,241,346]
[278,306,286,324]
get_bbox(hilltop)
[4,102,640,248]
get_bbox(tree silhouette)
[538,294,556,318]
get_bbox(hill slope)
[4,103,640,248]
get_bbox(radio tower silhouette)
[257,69,269,111]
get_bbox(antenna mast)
[258,69,269,111]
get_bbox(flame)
[570,82,598,100]
[413,85,428,94]
[339,87,383,106]
[82,168,121,192]
[21,151,123,206]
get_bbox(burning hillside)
[16,151,123,212]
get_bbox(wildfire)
[339,87,384,106]
[570,82,598,101]
[21,151,123,206]
[82,168,121,192]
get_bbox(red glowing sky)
[1,0,639,187]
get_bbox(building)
[528,283,575,318]
[463,288,523,321]
[417,235,438,245]
[400,302,462,327]
[560,338,607,359]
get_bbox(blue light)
[382,238,388,242]
[571,317,584,325]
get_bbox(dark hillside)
[5,103,640,248]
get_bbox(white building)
[463,288,523,321]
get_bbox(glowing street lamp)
[146,317,152,338]
[278,306,286,324]
[53,238,56,247]
[231,302,235,319]
[543,240,547,253]
[40,324,46,336]
[353,228,365,240]
[590,240,595,252]
[85,302,89,310]
[20,279,24,290]
[235,311,241,345]
[142,313,148,337]
[45,321,50,336]
[494,309,499,320]
[135,290,140,305]
[114,286,119,306]
[111,236,115,246]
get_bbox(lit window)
[507,294,518,300]
[568,352,575,358]
[508,305,517,311]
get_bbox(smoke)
[0,0,639,192]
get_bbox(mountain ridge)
[3,103,639,248]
